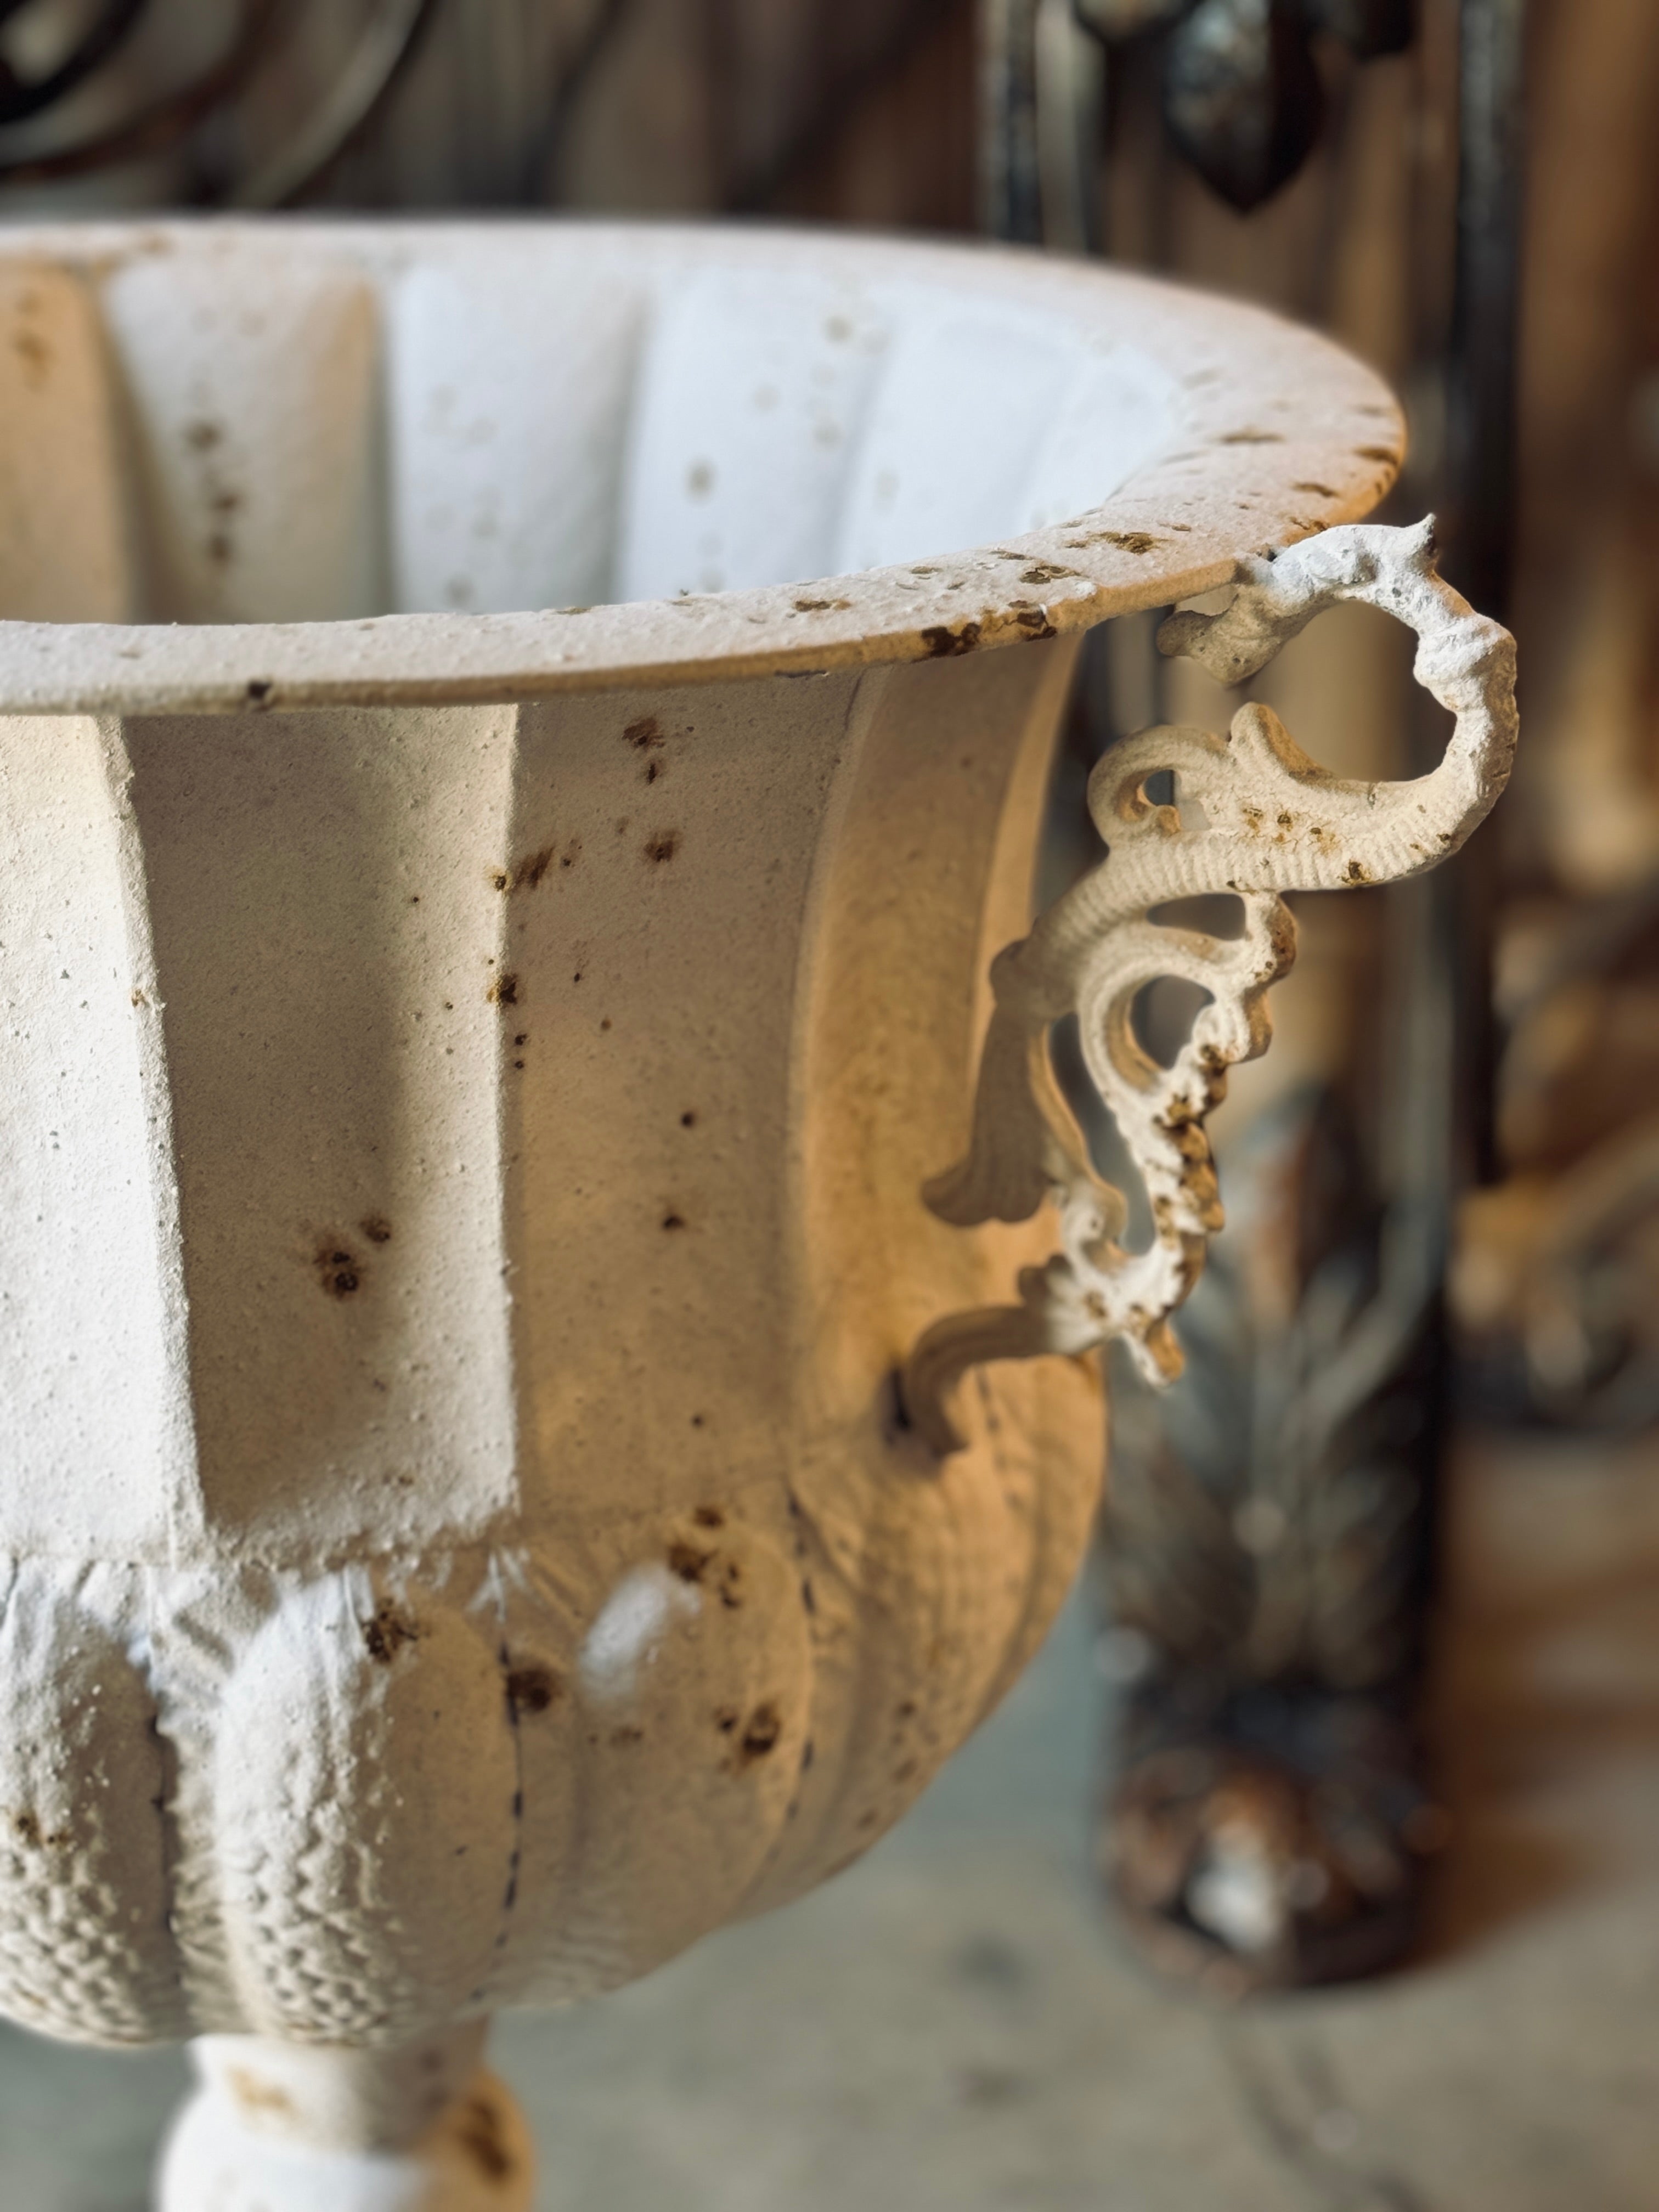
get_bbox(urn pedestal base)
[159,2026,532,2212]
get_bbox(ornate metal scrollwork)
[1066,0,1414,213]
[0,0,634,204]
[902,518,1517,1455]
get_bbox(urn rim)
[0,216,1403,715]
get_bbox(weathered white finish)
[904,520,1520,1449]
[159,2025,533,2211]
[0,220,1402,710]
[0,219,1470,2210]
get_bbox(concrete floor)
[6,1427,1659,2210]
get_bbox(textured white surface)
[0,718,189,1559]
[103,246,385,624]
[617,265,891,600]
[0,220,1402,713]
[0,218,1413,2209]
[0,266,129,624]
[160,2034,533,2211]
[905,520,1519,1448]
[388,252,643,617]
[0,651,1099,2062]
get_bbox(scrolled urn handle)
[902,517,1518,1454]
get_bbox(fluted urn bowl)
[0,219,1401,2208]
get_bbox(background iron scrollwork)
[0,0,635,203]
[984,0,1415,230]
[1097,1063,1449,1991]
[979,0,1532,1993]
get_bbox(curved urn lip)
[0,216,1403,716]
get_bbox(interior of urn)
[0,230,1182,627]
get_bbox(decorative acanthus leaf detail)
[902,519,1517,1454]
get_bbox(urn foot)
[1101,1688,1438,1996]
[156,2026,533,2212]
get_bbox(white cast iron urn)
[0,221,1515,2210]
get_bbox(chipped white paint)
[0,219,1486,2210]
[0,218,1406,713]
[904,521,1519,1451]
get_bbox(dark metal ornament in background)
[0,0,637,203]
[1097,907,1456,1991]
[1074,0,1188,31]
[230,0,443,210]
[1442,0,1527,1188]
[1446,0,1526,633]
[1062,0,1417,215]
[0,0,430,197]
[986,0,1527,1993]
[1312,0,1414,55]
[980,0,1046,239]
[1102,0,1525,1990]
[0,0,148,127]
[1067,676,1461,1993]
[0,0,267,189]
[980,0,1107,247]
[1163,0,1325,213]
[1463,867,1659,1432]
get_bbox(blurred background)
[5,0,1659,2204]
